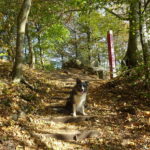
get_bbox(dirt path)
[0,63,149,150]
[19,72,149,150]
[26,74,103,150]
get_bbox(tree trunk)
[35,24,44,69]
[26,23,35,68]
[74,31,78,59]
[24,46,28,62]
[12,0,32,82]
[7,47,14,62]
[87,29,91,64]
[38,36,44,69]
[34,48,38,65]
[6,30,15,62]
[123,0,139,69]
[61,54,64,67]
[139,0,150,87]
[98,53,101,65]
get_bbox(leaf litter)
[0,60,149,150]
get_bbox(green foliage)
[43,63,56,71]
[0,0,137,75]
[67,9,128,68]
[45,24,70,43]
[0,52,7,57]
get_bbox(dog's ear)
[76,78,81,84]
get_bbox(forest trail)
[25,70,105,150]
[0,61,149,150]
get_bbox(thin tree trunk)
[98,53,101,65]
[38,36,44,69]
[123,0,139,69]
[61,54,64,67]
[35,24,44,69]
[139,0,150,88]
[87,29,91,64]
[12,0,32,82]
[7,47,14,62]
[6,30,15,62]
[74,31,78,59]
[34,48,38,66]
[26,23,35,68]
[39,47,44,69]
[24,46,28,62]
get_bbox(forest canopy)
[0,0,150,83]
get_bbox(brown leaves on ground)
[0,60,149,150]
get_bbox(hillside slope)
[0,60,149,150]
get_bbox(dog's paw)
[73,113,77,117]
[83,112,87,116]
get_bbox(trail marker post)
[107,30,116,79]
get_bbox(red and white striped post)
[107,30,116,79]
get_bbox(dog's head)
[75,78,88,94]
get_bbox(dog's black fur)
[65,78,89,117]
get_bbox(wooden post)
[107,30,116,78]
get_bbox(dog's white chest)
[74,93,86,107]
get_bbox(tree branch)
[104,7,129,21]
[142,0,150,14]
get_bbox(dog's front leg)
[81,105,87,116]
[73,104,77,117]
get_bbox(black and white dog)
[66,78,89,117]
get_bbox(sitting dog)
[65,78,89,117]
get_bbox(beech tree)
[12,0,32,83]
[26,23,35,69]
[123,0,139,68]
[139,0,150,86]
